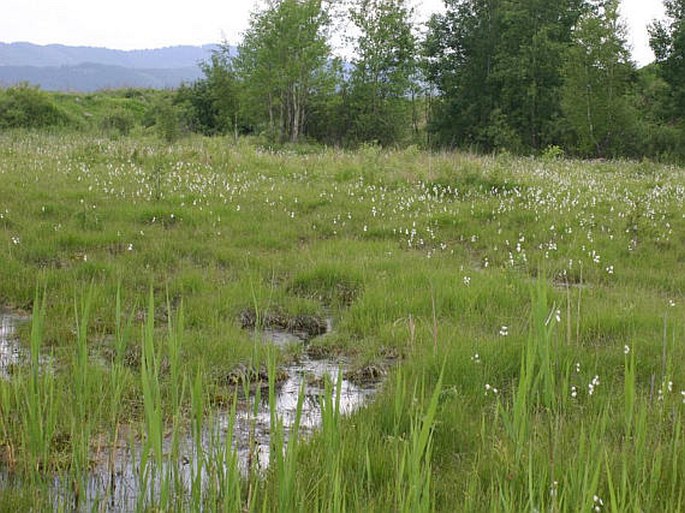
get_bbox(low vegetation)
[0,131,684,511]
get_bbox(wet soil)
[239,308,329,340]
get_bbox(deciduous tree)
[562,0,637,157]
[424,0,583,152]
[650,0,685,122]
[234,0,332,143]
[346,0,418,146]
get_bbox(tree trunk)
[291,85,300,143]
[268,92,275,142]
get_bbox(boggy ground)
[1,132,685,511]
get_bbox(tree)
[631,63,685,160]
[234,0,332,143]
[153,95,181,143]
[561,0,638,157]
[303,56,348,145]
[346,0,418,146]
[649,0,685,123]
[424,0,502,149]
[175,46,241,137]
[495,0,584,150]
[424,0,583,152]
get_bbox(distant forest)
[2,0,685,161]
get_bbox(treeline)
[423,0,685,160]
[2,0,684,161]
[427,0,685,160]
[171,0,685,160]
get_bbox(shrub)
[100,108,136,136]
[0,83,71,129]
[541,144,565,161]
[146,96,181,143]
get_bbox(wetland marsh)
[1,133,685,511]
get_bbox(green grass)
[0,131,684,511]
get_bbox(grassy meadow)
[1,131,685,511]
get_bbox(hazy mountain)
[0,42,233,91]
[0,63,205,92]
[0,42,224,69]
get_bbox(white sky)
[0,0,666,66]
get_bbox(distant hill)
[0,42,224,69]
[0,42,234,91]
[0,63,205,92]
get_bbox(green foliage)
[148,95,182,143]
[234,0,332,143]
[562,0,638,158]
[645,0,685,161]
[4,2,685,160]
[0,83,72,129]
[650,0,685,122]
[100,107,136,136]
[629,64,685,162]
[302,57,348,145]
[480,108,523,153]
[541,144,565,161]
[346,0,418,146]
[424,0,583,152]
[175,47,242,136]
[423,0,498,149]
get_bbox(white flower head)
[593,495,604,512]
[484,384,498,395]
[588,375,600,396]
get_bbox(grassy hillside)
[0,85,169,134]
[0,133,684,511]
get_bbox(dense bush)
[100,108,136,135]
[0,83,72,129]
[150,97,181,143]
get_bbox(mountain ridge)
[0,42,232,91]
[0,63,204,92]
[0,42,222,69]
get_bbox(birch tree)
[234,0,332,143]
[562,0,637,157]
[347,0,418,146]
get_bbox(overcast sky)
[0,0,667,66]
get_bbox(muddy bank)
[239,308,329,341]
